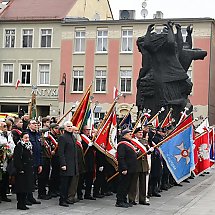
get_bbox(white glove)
[88,141,93,147]
[149,147,154,152]
[99,166,104,172]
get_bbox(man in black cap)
[115,129,138,208]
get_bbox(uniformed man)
[115,129,138,208]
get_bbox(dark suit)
[116,138,137,204]
[58,131,78,203]
[82,138,95,198]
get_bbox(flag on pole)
[15,79,21,90]
[120,113,132,129]
[160,124,195,184]
[172,114,193,135]
[193,131,210,176]
[113,86,118,100]
[177,110,188,126]
[151,115,159,128]
[94,111,118,166]
[71,84,92,129]
[160,109,173,128]
[196,117,209,134]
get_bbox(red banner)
[193,131,210,176]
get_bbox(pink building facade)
[58,18,215,124]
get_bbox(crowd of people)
[0,113,206,210]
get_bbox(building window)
[5,29,15,48]
[120,68,132,93]
[75,29,85,53]
[73,68,84,92]
[21,64,31,85]
[94,112,105,120]
[95,68,106,92]
[121,29,133,52]
[22,29,33,48]
[96,29,108,52]
[2,64,13,84]
[39,64,50,85]
[41,29,52,48]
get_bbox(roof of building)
[0,0,78,21]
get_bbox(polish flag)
[15,79,21,90]
[113,86,118,100]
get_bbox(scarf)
[20,140,33,151]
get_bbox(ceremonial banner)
[71,85,91,129]
[160,125,195,183]
[193,131,210,176]
[172,114,193,135]
[160,109,172,128]
[151,115,159,128]
[94,111,118,165]
[119,113,132,129]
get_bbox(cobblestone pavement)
[1,167,215,215]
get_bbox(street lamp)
[60,73,66,115]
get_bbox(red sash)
[12,129,22,135]
[117,141,136,152]
[80,134,92,144]
[76,140,83,150]
[48,133,58,150]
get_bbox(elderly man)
[115,129,138,208]
[58,121,78,207]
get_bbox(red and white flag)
[15,79,21,90]
[113,86,118,100]
[196,118,209,134]
[94,110,118,165]
[193,131,210,176]
[151,115,159,128]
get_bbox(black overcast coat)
[14,142,34,193]
[58,131,79,176]
[117,138,138,174]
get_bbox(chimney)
[153,11,164,19]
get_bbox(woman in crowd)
[14,132,34,210]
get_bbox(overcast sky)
[109,0,215,20]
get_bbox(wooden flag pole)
[159,107,173,128]
[148,107,165,124]
[119,104,134,127]
[132,111,143,134]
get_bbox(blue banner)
[160,125,195,184]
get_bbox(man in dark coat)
[115,129,138,208]
[58,121,79,207]
[26,120,42,205]
[81,125,96,200]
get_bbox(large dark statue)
[136,21,207,122]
